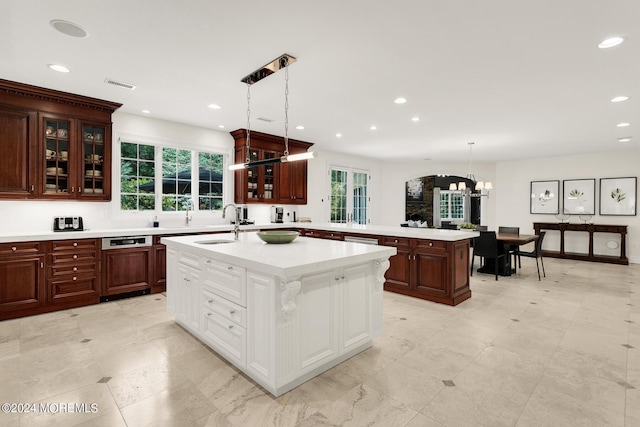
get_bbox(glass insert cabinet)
[42,115,111,200]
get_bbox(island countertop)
[162,231,397,278]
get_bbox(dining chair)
[498,226,520,272]
[476,225,488,231]
[515,231,546,280]
[470,231,507,281]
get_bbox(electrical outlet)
[101,210,109,220]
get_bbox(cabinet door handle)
[229,309,236,315]
[207,312,212,316]
[413,255,416,261]
[73,267,78,272]
[395,239,398,243]
[71,187,74,193]
[11,246,17,252]
[40,262,44,269]
[206,259,211,264]
[429,242,433,247]
[73,242,78,247]
[227,266,233,271]
[72,276,77,281]
[73,254,78,259]
[31,184,35,192]
[408,254,410,260]
[228,325,234,329]
[208,299,213,303]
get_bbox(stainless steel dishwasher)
[101,236,153,301]
[344,236,379,245]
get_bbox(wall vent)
[104,78,136,90]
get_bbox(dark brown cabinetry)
[232,129,313,205]
[46,239,101,306]
[381,237,471,306]
[102,247,153,297]
[0,242,45,319]
[152,236,167,294]
[0,79,120,200]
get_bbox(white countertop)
[162,232,397,278]
[0,222,477,244]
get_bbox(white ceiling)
[1,0,638,163]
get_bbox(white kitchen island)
[162,232,396,397]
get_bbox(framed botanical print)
[530,180,559,214]
[599,177,637,216]
[563,179,595,214]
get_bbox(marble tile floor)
[0,257,638,426]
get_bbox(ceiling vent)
[257,117,274,123]
[104,78,136,90]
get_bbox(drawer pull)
[394,239,398,243]
[429,242,433,247]
[227,266,233,271]
[73,254,78,259]
[73,267,78,272]
[229,310,236,315]
[208,299,213,303]
[207,312,212,316]
[72,276,77,281]
[228,325,234,329]
[11,246,17,252]
[206,259,211,264]
[73,242,78,247]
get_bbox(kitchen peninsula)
[162,231,395,397]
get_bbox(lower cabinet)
[152,236,166,294]
[0,242,45,320]
[47,238,100,306]
[381,236,471,305]
[101,246,152,297]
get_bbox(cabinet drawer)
[48,250,98,265]
[48,239,100,252]
[202,311,246,367]
[178,252,200,270]
[382,237,411,247]
[49,262,98,278]
[203,289,246,328]
[416,239,447,251]
[202,258,246,307]
[0,242,43,256]
[48,274,99,302]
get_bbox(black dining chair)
[498,226,520,272]
[515,231,546,280]
[471,231,507,281]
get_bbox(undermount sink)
[195,239,235,245]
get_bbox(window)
[329,166,370,224]
[120,142,156,210]
[440,190,465,221]
[198,152,224,210]
[119,141,225,212]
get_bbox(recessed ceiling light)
[618,137,632,142]
[394,97,407,104]
[411,117,420,122]
[218,125,225,129]
[617,122,630,127]
[611,96,630,103]
[207,104,221,110]
[47,64,70,73]
[142,110,150,114]
[336,133,342,138]
[598,37,624,49]
[50,20,88,38]
[370,125,377,130]
[296,125,304,130]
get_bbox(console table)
[533,222,628,265]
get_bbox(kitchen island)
[162,231,395,397]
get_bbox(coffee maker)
[270,206,284,223]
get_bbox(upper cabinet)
[232,129,313,205]
[0,79,120,201]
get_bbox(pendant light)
[229,54,316,170]
[449,142,492,197]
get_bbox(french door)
[329,166,370,224]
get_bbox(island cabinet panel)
[380,237,471,306]
[176,260,200,330]
[246,272,276,384]
[0,243,45,319]
[339,264,372,353]
[165,249,178,316]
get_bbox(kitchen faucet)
[184,199,193,226]
[222,203,240,240]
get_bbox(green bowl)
[257,230,299,244]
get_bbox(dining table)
[477,233,539,276]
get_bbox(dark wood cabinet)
[46,238,101,306]
[381,237,471,306]
[0,242,45,320]
[232,129,313,205]
[0,108,37,197]
[0,79,120,200]
[152,236,166,294]
[102,247,153,297]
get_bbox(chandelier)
[448,142,492,197]
[229,54,316,170]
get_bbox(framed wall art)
[530,180,559,214]
[563,178,595,214]
[599,177,637,216]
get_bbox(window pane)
[353,172,368,225]
[121,195,137,210]
[119,142,155,211]
[330,169,348,223]
[121,142,137,159]
[197,152,224,211]
[139,145,155,160]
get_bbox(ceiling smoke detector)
[104,78,136,90]
[50,20,88,38]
